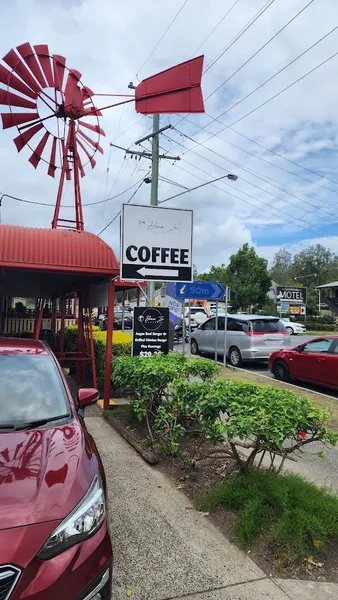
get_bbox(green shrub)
[303,321,337,331]
[172,378,338,470]
[199,470,338,567]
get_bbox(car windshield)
[249,319,286,333]
[0,354,70,425]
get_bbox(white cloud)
[0,0,338,275]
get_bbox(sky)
[1,0,338,273]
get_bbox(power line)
[171,112,338,195]
[0,178,145,208]
[175,0,276,130]
[168,159,337,239]
[135,0,190,78]
[162,132,338,233]
[189,23,338,145]
[204,0,315,102]
[97,179,146,236]
[204,0,276,73]
[166,130,338,223]
[191,0,241,57]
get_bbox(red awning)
[0,225,119,275]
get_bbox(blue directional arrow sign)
[174,281,226,301]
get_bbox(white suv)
[184,307,208,328]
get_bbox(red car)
[269,335,338,390]
[0,338,112,600]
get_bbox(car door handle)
[317,357,326,362]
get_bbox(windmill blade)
[47,136,57,177]
[53,54,66,91]
[3,48,42,95]
[17,43,47,89]
[13,122,44,152]
[29,130,49,168]
[61,139,72,181]
[64,69,82,110]
[34,44,54,87]
[83,106,102,117]
[0,64,37,100]
[77,136,96,169]
[81,86,94,100]
[0,89,36,109]
[78,120,105,137]
[76,152,85,178]
[135,55,204,114]
[78,129,103,153]
[1,111,39,130]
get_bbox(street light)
[226,174,238,181]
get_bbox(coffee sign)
[132,307,169,357]
[276,286,307,305]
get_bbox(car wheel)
[190,339,199,355]
[273,360,290,382]
[229,347,242,367]
[285,326,293,335]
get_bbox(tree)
[226,244,271,311]
[270,248,293,285]
[198,264,228,288]
[292,244,338,286]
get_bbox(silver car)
[190,314,292,367]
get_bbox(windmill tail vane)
[0,42,204,230]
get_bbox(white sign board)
[120,204,193,282]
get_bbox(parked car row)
[189,313,338,391]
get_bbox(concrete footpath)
[86,415,338,600]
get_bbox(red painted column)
[60,296,66,359]
[34,299,44,341]
[103,279,115,411]
[136,287,141,307]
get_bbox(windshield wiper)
[12,413,71,431]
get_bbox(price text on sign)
[132,307,169,357]
[121,204,193,282]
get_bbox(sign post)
[121,204,193,282]
[132,307,169,357]
[223,287,229,368]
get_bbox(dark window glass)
[302,339,332,353]
[228,319,246,332]
[0,355,69,424]
[203,318,216,331]
[249,319,286,333]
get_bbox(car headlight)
[37,475,105,560]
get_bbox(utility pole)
[148,113,160,306]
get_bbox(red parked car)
[0,338,112,600]
[269,335,338,390]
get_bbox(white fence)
[3,318,77,335]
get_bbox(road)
[175,334,338,399]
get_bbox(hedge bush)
[63,325,132,386]
[303,321,337,331]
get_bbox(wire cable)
[0,178,145,208]
[97,179,146,236]
[204,0,315,103]
[135,0,190,78]
[191,0,241,57]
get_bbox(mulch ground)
[107,407,338,584]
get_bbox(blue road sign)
[174,281,226,301]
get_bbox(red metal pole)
[34,299,44,341]
[51,298,57,350]
[60,296,66,358]
[136,287,141,307]
[72,123,84,231]
[77,293,84,384]
[52,126,72,229]
[103,279,115,410]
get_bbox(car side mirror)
[296,346,303,353]
[78,388,99,409]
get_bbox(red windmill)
[0,42,204,387]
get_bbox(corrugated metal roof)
[0,225,119,275]
[317,281,338,289]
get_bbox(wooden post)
[136,287,141,307]
[60,296,66,358]
[104,279,115,411]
